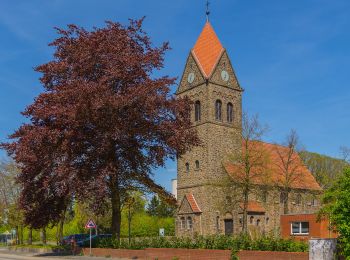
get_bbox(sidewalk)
[0,248,130,260]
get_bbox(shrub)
[95,234,308,253]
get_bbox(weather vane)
[206,0,210,22]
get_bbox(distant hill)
[300,151,347,189]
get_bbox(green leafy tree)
[146,196,160,216]
[156,199,176,217]
[300,150,347,189]
[146,195,175,217]
[126,191,146,215]
[0,160,24,244]
[320,167,350,258]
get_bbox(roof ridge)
[192,22,224,78]
[207,48,225,79]
[250,140,297,150]
[224,141,323,191]
[186,193,202,213]
[190,49,207,78]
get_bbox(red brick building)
[281,213,337,241]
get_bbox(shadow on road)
[34,252,74,257]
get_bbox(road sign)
[159,228,165,237]
[85,219,96,256]
[85,219,96,229]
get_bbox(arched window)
[187,217,193,229]
[180,217,186,230]
[256,219,261,226]
[249,216,254,224]
[262,190,268,203]
[227,103,233,123]
[215,100,222,121]
[296,194,302,205]
[195,160,200,169]
[266,217,270,225]
[195,101,201,121]
[185,163,190,173]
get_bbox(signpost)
[85,219,97,256]
[159,228,165,237]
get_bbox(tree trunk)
[57,219,64,245]
[19,225,24,244]
[242,187,249,233]
[110,181,121,243]
[57,208,66,245]
[284,192,289,214]
[28,228,32,245]
[15,226,19,245]
[41,228,47,245]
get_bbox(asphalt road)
[0,249,125,260]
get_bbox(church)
[174,21,322,237]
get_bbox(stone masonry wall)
[176,51,243,236]
[175,49,321,237]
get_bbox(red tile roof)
[186,193,202,213]
[224,141,322,191]
[239,201,266,213]
[192,22,224,78]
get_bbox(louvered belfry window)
[195,101,201,121]
[227,102,233,123]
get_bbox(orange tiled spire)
[192,22,224,78]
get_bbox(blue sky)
[0,0,349,192]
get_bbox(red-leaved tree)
[1,19,199,240]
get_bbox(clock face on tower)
[221,70,229,82]
[187,72,195,84]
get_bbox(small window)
[291,222,309,235]
[195,101,201,122]
[180,217,186,230]
[249,216,254,224]
[185,163,189,173]
[256,219,260,226]
[195,160,200,169]
[266,217,269,225]
[296,194,302,205]
[311,198,317,206]
[227,103,233,123]
[215,100,222,121]
[187,217,193,229]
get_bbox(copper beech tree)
[1,19,199,240]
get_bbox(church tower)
[175,22,243,236]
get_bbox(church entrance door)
[224,219,233,235]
